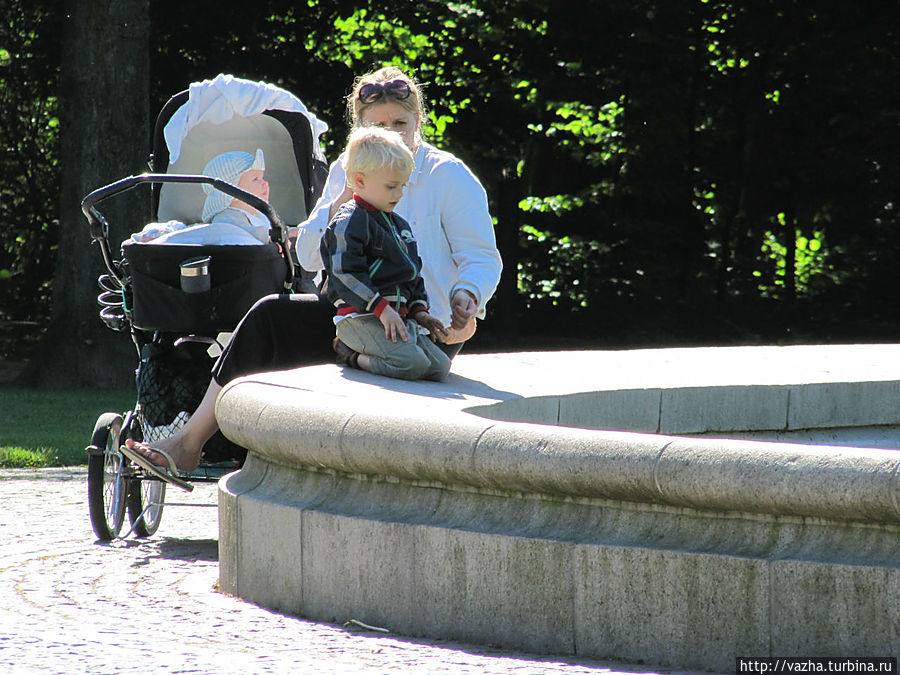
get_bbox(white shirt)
[295,141,503,326]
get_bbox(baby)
[200,148,271,243]
[138,148,273,246]
[319,126,450,381]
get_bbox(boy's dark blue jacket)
[320,195,429,318]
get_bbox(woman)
[123,66,503,475]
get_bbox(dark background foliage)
[3,0,900,386]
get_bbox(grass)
[0,387,135,468]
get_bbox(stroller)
[82,75,328,541]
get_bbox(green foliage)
[530,99,625,166]
[0,0,62,360]
[7,0,900,357]
[518,225,609,311]
[753,218,833,299]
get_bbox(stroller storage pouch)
[123,241,286,333]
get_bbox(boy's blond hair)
[343,126,415,179]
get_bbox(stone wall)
[215,355,900,672]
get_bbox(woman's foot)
[124,436,202,473]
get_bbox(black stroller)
[82,75,327,541]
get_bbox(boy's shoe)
[333,338,359,368]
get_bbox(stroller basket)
[123,241,284,333]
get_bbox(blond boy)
[320,127,450,381]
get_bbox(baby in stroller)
[136,148,274,246]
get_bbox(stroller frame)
[82,78,326,541]
[83,174,293,542]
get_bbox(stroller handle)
[81,173,294,290]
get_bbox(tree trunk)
[19,0,149,388]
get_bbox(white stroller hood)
[158,74,328,227]
[164,73,327,164]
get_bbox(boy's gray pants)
[335,314,451,381]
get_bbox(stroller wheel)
[87,413,128,541]
[126,474,165,537]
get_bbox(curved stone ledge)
[217,380,900,525]
[459,345,900,434]
[216,347,900,670]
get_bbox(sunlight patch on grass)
[0,446,56,468]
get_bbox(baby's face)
[357,166,408,213]
[235,169,269,208]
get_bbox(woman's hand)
[327,185,354,221]
[379,305,409,343]
[450,289,478,330]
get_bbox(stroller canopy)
[156,74,328,227]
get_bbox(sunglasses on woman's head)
[358,79,412,104]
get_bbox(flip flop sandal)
[120,444,194,492]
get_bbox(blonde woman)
[123,66,501,478]
[297,66,501,345]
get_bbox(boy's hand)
[379,306,408,343]
[414,312,448,340]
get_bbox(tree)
[17,0,149,387]
[7,0,900,381]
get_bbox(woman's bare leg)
[123,293,335,472]
[125,379,222,472]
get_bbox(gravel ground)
[0,467,696,675]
